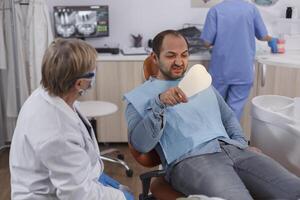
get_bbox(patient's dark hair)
[152,29,189,57]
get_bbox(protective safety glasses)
[77,71,96,79]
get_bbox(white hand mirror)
[178,64,212,98]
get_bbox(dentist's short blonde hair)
[41,38,97,96]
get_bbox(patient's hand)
[247,146,263,154]
[159,87,188,106]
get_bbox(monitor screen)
[53,5,109,38]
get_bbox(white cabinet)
[256,63,300,97]
[79,60,144,142]
[94,61,144,142]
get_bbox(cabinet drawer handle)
[260,63,266,87]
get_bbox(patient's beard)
[159,65,186,80]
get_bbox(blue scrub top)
[200,0,268,84]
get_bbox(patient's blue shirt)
[124,78,248,179]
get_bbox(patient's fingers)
[175,87,188,103]
[159,87,188,106]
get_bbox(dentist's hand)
[159,87,188,106]
[123,190,134,200]
[99,172,120,188]
[99,173,134,200]
[268,37,278,53]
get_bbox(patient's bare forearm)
[260,35,272,41]
[203,41,212,48]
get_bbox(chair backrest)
[143,54,159,80]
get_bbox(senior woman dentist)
[9,38,133,200]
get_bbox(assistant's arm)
[253,5,273,42]
[200,8,217,48]
[125,97,166,153]
[259,35,273,42]
[214,88,248,145]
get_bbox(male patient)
[124,30,300,200]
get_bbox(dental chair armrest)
[139,169,166,200]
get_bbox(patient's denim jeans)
[170,142,300,200]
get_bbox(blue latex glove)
[268,37,278,53]
[98,172,120,189]
[99,173,134,200]
[123,190,134,200]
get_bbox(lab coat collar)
[75,109,101,151]
[38,87,80,124]
[38,87,101,155]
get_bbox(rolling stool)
[78,100,133,177]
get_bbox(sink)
[251,95,300,176]
[251,95,296,124]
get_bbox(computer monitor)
[53,5,109,38]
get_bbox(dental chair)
[128,55,185,200]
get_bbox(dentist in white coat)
[9,38,132,200]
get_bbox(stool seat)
[78,100,118,118]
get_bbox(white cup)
[294,97,300,120]
[292,7,298,19]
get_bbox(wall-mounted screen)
[53,5,109,38]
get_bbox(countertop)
[96,51,211,61]
[256,50,300,69]
[96,50,300,69]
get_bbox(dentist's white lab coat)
[9,87,125,200]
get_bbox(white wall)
[256,0,300,35]
[47,0,209,49]
[254,0,300,50]
[47,0,300,49]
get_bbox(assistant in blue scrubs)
[200,0,273,120]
